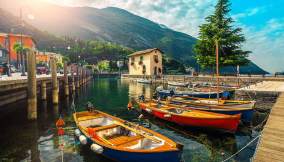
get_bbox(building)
[0,33,36,67]
[128,48,163,76]
[36,51,64,67]
[36,51,50,64]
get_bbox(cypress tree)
[194,0,251,69]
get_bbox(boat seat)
[106,135,144,146]
[115,135,144,147]
[78,115,103,121]
[93,124,119,132]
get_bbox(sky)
[41,0,284,73]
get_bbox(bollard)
[76,66,80,89]
[27,50,37,120]
[51,58,58,104]
[64,62,69,96]
[41,81,47,100]
[83,69,86,84]
[72,71,76,91]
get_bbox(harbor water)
[0,78,276,162]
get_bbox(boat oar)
[113,121,161,143]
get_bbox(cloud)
[42,0,283,73]
[43,0,217,37]
[242,18,284,73]
[232,7,266,20]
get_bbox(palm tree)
[13,43,22,69]
[13,43,30,74]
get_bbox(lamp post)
[6,34,11,76]
[20,8,26,76]
[117,61,123,77]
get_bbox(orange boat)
[138,102,241,133]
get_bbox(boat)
[73,110,183,162]
[157,99,254,123]
[156,89,223,98]
[137,78,152,84]
[167,81,189,87]
[171,96,256,109]
[138,101,241,133]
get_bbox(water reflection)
[0,78,266,162]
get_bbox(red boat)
[138,102,241,133]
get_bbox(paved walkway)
[254,93,284,161]
[0,72,64,81]
[239,81,284,92]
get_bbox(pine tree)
[194,0,250,69]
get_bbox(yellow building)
[128,48,163,76]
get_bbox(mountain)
[0,0,267,74]
[0,8,65,50]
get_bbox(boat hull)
[157,91,222,99]
[139,104,240,133]
[77,130,182,162]
[170,102,254,122]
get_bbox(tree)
[194,0,250,69]
[13,43,22,68]
[13,43,31,69]
[97,60,110,73]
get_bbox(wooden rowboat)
[171,96,256,109]
[162,97,255,122]
[73,111,182,162]
[156,100,254,123]
[138,102,241,133]
[167,81,189,87]
[137,79,152,84]
[157,89,223,98]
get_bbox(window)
[139,56,143,65]
[142,65,146,74]
[154,55,159,63]
[131,57,135,65]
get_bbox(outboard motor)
[170,89,175,97]
[86,101,95,112]
[222,91,231,100]
[139,94,145,102]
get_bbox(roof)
[0,33,33,38]
[128,48,163,57]
[0,33,37,47]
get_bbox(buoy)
[127,102,133,110]
[56,117,65,128]
[79,135,87,145]
[75,129,81,137]
[145,108,152,113]
[90,143,104,154]
[164,114,171,118]
[57,127,65,136]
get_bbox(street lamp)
[117,61,123,77]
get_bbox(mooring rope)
[222,134,262,162]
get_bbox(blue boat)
[157,89,223,99]
[73,110,183,162]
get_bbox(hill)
[0,0,268,74]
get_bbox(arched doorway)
[154,66,157,76]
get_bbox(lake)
[0,78,273,162]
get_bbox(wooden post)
[27,50,37,120]
[82,69,85,84]
[215,40,220,102]
[41,81,47,100]
[64,62,69,96]
[51,58,58,104]
[76,66,80,89]
[71,69,75,91]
